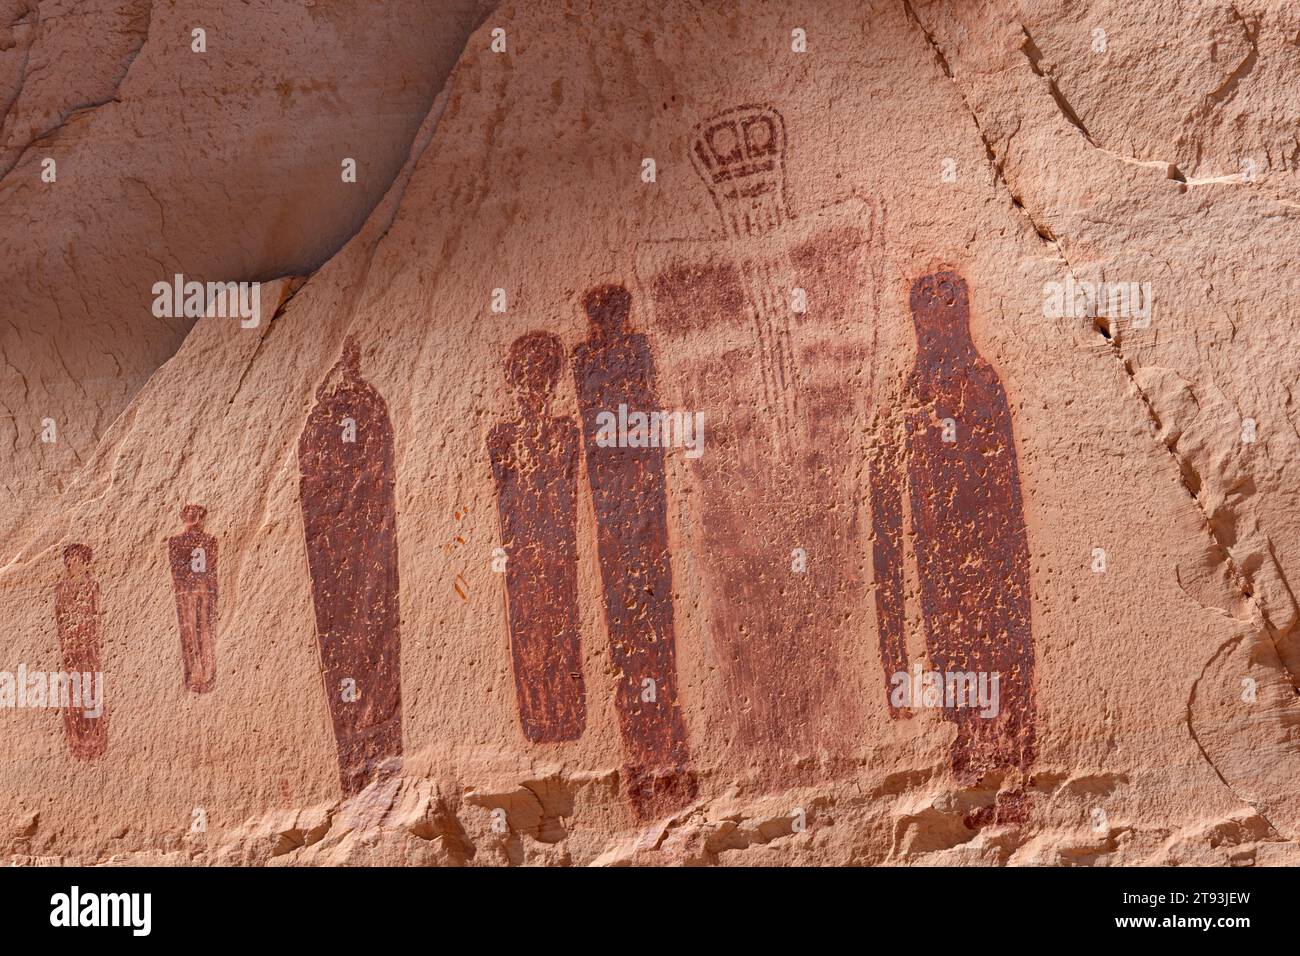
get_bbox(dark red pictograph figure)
[167,504,218,694]
[298,337,403,797]
[571,284,696,818]
[488,331,587,743]
[54,544,107,760]
[871,273,1035,823]
[636,104,879,774]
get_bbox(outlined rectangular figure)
[635,104,882,776]
[54,543,107,760]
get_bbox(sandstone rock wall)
[1,0,1297,866]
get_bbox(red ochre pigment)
[299,337,403,796]
[872,272,1036,823]
[167,504,218,694]
[54,543,107,761]
[488,331,588,743]
[634,104,875,779]
[572,283,696,818]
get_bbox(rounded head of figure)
[582,284,632,339]
[909,271,972,351]
[62,543,92,573]
[506,331,564,415]
[180,503,207,530]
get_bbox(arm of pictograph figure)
[869,418,909,719]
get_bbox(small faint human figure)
[55,543,107,760]
[168,504,218,693]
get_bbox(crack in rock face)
[3,0,1300,870]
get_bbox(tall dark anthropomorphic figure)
[571,284,696,818]
[488,331,587,743]
[298,336,403,796]
[871,272,1036,823]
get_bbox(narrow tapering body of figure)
[489,331,587,743]
[168,504,218,693]
[572,284,696,818]
[871,272,1036,822]
[298,337,403,796]
[54,544,107,760]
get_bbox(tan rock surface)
[0,0,494,555]
[1,0,1298,866]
